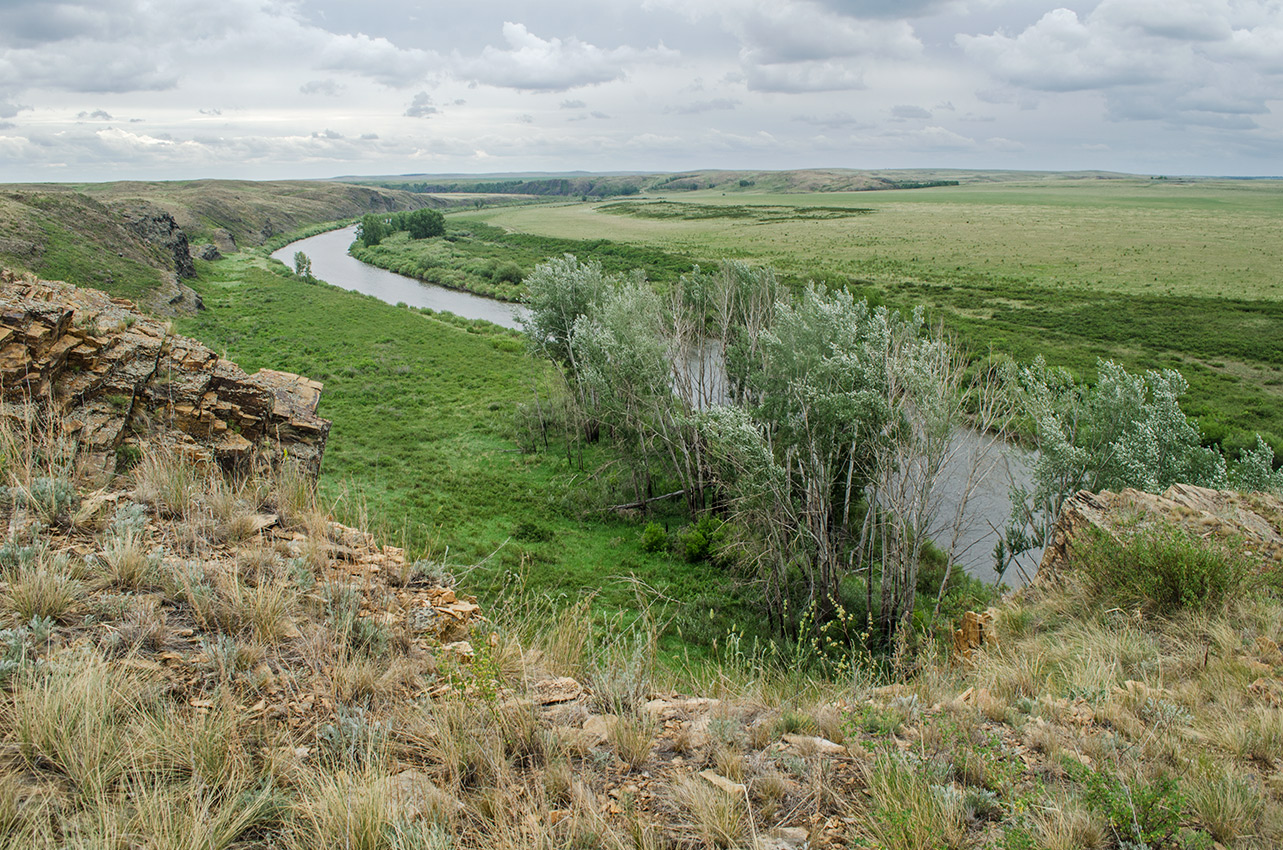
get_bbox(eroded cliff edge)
[0,270,330,478]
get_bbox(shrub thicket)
[1078,524,1261,612]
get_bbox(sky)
[0,0,1280,181]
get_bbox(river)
[272,226,526,329]
[273,227,1040,585]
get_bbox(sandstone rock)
[757,826,810,850]
[698,769,746,796]
[388,769,463,821]
[952,609,998,663]
[532,676,585,706]
[1037,484,1283,582]
[582,713,619,745]
[0,273,330,478]
[782,734,846,756]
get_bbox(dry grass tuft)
[676,776,750,849]
[609,712,657,771]
[1030,792,1109,850]
[132,450,202,519]
[859,752,967,850]
[2,554,83,624]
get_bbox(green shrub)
[1070,762,1185,849]
[639,521,667,553]
[675,515,725,563]
[1079,524,1257,612]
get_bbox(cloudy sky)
[1,0,1279,181]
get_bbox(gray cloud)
[404,92,438,118]
[891,104,931,120]
[745,60,865,93]
[0,0,1277,179]
[665,98,740,115]
[300,79,344,96]
[77,109,114,120]
[960,1,1283,134]
[793,112,874,130]
[810,0,954,19]
[454,23,676,92]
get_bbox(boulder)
[0,271,330,478]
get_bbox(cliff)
[0,270,330,478]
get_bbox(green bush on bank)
[1078,524,1267,612]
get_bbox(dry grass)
[676,777,750,849]
[858,752,967,850]
[2,554,83,624]
[12,651,159,797]
[97,528,159,589]
[132,449,202,519]
[609,712,657,771]
[1029,792,1109,850]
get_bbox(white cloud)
[665,98,740,115]
[300,79,344,96]
[453,22,676,92]
[744,60,866,93]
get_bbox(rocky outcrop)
[1037,484,1283,581]
[190,243,222,262]
[119,204,196,279]
[0,271,329,478]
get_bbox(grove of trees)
[521,254,1283,651]
[356,208,445,247]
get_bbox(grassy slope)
[0,180,438,302]
[78,179,440,247]
[454,178,1283,456]
[0,189,172,301]
[174,253,742,646]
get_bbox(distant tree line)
[355,208,445,247]
[377,179,641,197]
[873,180,960,190]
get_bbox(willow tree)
[701,285,898,628]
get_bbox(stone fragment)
[532,676,585,706]
[782,734,847,756]
[582,714,619,745]
[698,769,746,796]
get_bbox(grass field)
[447,178,1283,456]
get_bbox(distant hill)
[341,167,1138,197]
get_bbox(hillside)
[2,275,1282,849]
[0,180,436,306]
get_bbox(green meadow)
[444,178,1283,456]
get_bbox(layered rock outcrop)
[1037,483,1283,580]
[0,271,329,477]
